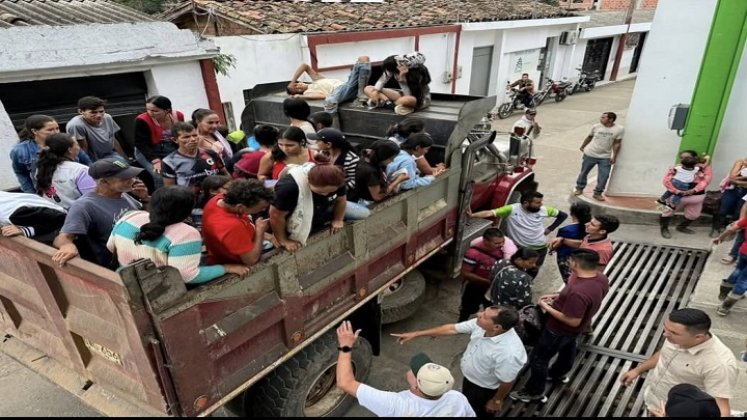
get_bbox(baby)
[657,154,709,209]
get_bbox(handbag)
[515,304,547,346]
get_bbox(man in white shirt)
[619,308,738,417]
[336,321,475,417]
[391,305,527,417]
[512,108,542,140]
[574,112,624,201]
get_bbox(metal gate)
[581,37,614,80]
[500,241,709,417]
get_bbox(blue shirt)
[556,223,586,258]
[10,140,92,193]
[385,150,434,191]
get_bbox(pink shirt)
[580,235,613,267]
[463,237,518,279]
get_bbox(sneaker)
[720,256,737,265]
[509,390,548,403]
[574,187,583,196]
[592,193,606,201]
[546,376,570,384]
[656,198,667,206]
[395,104,414,115]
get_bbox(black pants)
[462,377,497,418]
[458,282,492,322]
[526,246,548,279]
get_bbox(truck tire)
[497,103,513,119]
[250,330,373,417]
[381,270,427,325]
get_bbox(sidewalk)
[492,79,746,412]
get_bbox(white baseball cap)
[410,353,454,397]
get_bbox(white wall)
[145,62,211,123]
[607,0,717,196]
[210,34,305,129]
[0,101,19,191]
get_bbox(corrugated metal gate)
[500,242,709,417]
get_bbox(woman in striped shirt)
[107,186,250,285]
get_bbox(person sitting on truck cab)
[200,179,273,268]
[287,56,372,113]
[0,191,67,245]
[364,52,432,116]
[107,186,250,284]
[259,127,317,182]
[386,133,445,192]
[52,158,149,268]
[270,157,347,252]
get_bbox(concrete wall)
[607,0,717,196]
[145,62,212,125]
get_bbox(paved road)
[0,80,639,417]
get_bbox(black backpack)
[515,304,546,346]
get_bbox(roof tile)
[0,0,153,27]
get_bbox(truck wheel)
[497,103,513,119]
[381,270,427,325]
[250,330,373,417]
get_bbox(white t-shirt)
[584,123,624,159]
[356,384,476,417]
[672,165,698,184]
[455,319,527,389]
[306,78,344,97]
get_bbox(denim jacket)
[10,140,92,193]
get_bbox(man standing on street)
[510,249,609,403]
[392,305,527,417]
[335,321,475,417]
[619,308,738,417]
[471,191,568,279]
[512,108,542,141]
[574,112,624,201]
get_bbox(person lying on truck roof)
[270,156,346,252]
[52,158,149,268]
[287,56,371,113]
[107,186,250,284]
[202,179,274,267]
[0,191,66,245]
[386,133,445,192]
[385,117,445,176]
[346,140,409,220]
[364,52,432,116]
[336,321,476,417]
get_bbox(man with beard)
[471,191,567,278]
[658,150,712,238]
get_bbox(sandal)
[720,256,737,265]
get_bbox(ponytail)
[35,134,75,194]
[18,114,56,142]
[134,186,195,244]
[134,222,166,244]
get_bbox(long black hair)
[272,126,307,162]
[400,133,433,152]
[134,186,195,244]
[35,133,76,194]
[406,65,432,108]
[196,175,231,209]
[386,117,425,138]
[366,140,400,168]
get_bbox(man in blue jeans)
[509,249,609,403]
[574,112,624,201]
[287,56,371,113]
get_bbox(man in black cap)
[335,321,475,417]
[52,158,148,268]
[648,384,721,417]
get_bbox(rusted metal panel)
[499,242,706,417]
[0,236,169,415]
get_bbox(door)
[582,37,614,80]
[469,46,493,96]
[629,32,646,73]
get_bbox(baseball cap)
[409,352,454,397]
[525,108,537,115]
[665,384,720,417]
[306,128,345,144]
[88,158,143,180]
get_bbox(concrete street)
[1,79,744,417]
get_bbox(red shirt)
[546,273,609,336]
[580,235,613,267]
[738,218,747,256]
[463,239,505,280]
[202,194,255,265]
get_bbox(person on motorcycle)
[512,108,542,140]
[509,73,535,109]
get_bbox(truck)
[0,84,537,417]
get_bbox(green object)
[227,130,246,144]
[680,0,747,157]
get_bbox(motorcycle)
[533,78,573,106]
[495,82,533,119]
[567,67,601,95]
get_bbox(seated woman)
[270,157,347,252]
[193,108,233,163]
[386,133,445,191]
[133,96,184,190]
[34,134,96,210]
[107,186,250,284]
[11,114,91,193]
[232,125,279,180]
[259,127,316,182]
[486,247,539,311]
[364,52,432,116]
[348,140,409,209]
[0,191,67,245]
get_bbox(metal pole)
[609,0,637,81]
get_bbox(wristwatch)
[337,346,352,353]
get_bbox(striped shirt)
[107,211,225,284]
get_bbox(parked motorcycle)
[495,82,531,119]
[533,78,573,106]
[567,67,601,95]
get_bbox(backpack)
[515,304,546,347]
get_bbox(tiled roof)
[166,0,578,34]
[0,0,154,28]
